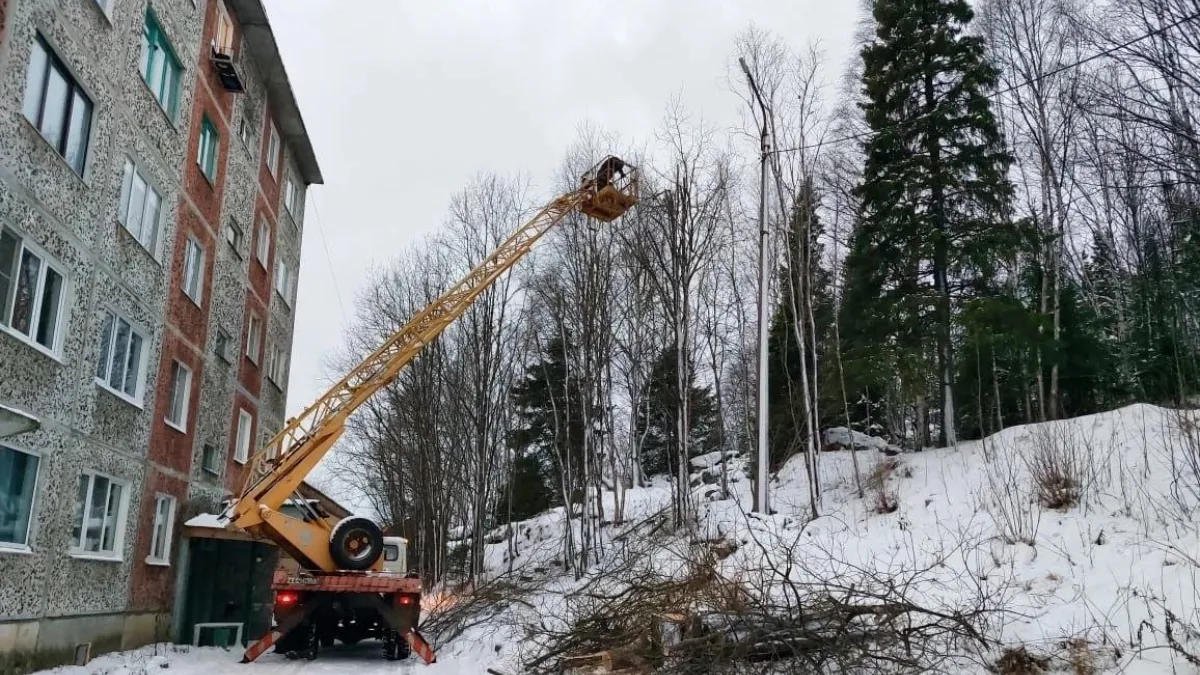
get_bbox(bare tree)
[981,0,1087,421]
[622,102,732,529]
[438,172,532,581]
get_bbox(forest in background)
[323,0,1200,588]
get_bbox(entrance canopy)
[0,404,39,439]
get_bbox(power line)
[308,192,350,328]
[771,9,1200,156]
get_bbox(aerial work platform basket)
[580,155,639,222]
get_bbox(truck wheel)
[383,629,409,660]
[329,517,385,570]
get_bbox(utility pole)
[740,57,772,515]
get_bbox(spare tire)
[329,517,385,570]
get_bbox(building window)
[265,342,286,388]
[255,218,270,267]
[202,443,219,474]
[238,114,252,149]
[146,494,176,564]
[119,157,162,253]
[164,360,191,431]
[139,8,182,118]
[22,35,92,175]
[284,175,303,221]
[214,328,231,363]
[0,227,67,354]
[234,409,253,464]
[245,313,261,364]
[0,446,40,549]
[274,259,293,307]
[197,116,219,182]
[225,218,242,255]
[182,236,205,304]
[95,309,147,403]
[267,122,280,177]
[213,0,234,54]
[71,471,129,558]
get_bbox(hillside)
[433,403,1200,674]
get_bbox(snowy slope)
[458,402,1200,673]
[36,403,1200,674]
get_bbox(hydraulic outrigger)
[223,156,639,664]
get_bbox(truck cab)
[382,536,407,575]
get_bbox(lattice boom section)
[240,194,584,500]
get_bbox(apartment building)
[0,0,320,671]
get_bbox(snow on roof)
[184,512,228,529]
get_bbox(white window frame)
[234,408,253,464]
[265,342,286,388]
[0,226,69,357]
[284,175,302,220]
[225,218,243,256]
[146,493,176,565]
[238,113,251,150]
[245,313,261,364]
[213,0,235,54]
[0,444,41,552]
[95,308,149,406]
[201,443,220,475]
[181,236,205,305]
[22,35,93,175]
[164,359,192,432]
[274,258,293,307]
[214,327,232,363]
[70,470,130,561]
[118,157,163,256]
[266,122,280,177]
[255,218,270,268]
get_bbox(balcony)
[211,43,245,93]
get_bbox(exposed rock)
[822,426,889,452]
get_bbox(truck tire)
[329,517,384,570]
[383,629,410,661]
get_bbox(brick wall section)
[146,332,205,470]
[238,297,265,396]
[248,201,273,307]
[128,0,232,619]
[127,470,189,612]
[168,208,218,342]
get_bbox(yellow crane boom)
[224,156,638,572]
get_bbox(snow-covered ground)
[34,643,481,675]
[36,403,1200,674]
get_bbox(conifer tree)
[507,333,588,505]
[767,183,836,465]
[843,0,1020,446]
[636,346,719,477]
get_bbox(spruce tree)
[845,0,1019,446]
[492,451,553,525]
[767,182,837,466]
[636,346,719,477]
[507,333,588,503]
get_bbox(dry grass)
[989,645,1050,674]
[1026,424,1086,511]
[867,457,901,514]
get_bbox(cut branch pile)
[521,532,1003,675]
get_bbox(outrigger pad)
[405,630,438,664]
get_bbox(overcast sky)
[259,0,860,509]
